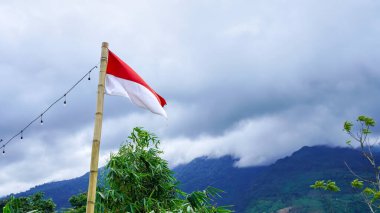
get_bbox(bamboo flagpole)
[86,42,109,213]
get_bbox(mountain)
[175,146,377,212]
[243,146,374,212]
[174,156,266,211]
[2,146,377,212]
[4,168,107,210]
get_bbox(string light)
[0,140,3,155]
[64,94,67,106]
[0,65,98,154]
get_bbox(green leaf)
[310,180,340,192]
[310,180,326,190]
[363,187,375,196]
[362,128,371,134]
[326,180,340,192]
[357,115,375,127]
[344,121,353,132]
[351,179,364,189]
[374,191,380,200]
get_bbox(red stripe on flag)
[106,50,167,107]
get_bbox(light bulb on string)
[0,64,99,152]
[64,94,67,106]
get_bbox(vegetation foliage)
[1,192,55,213]
[312,115,380,213]
[2,128,230,213]
[97,127,231,212]
[5,118,380,212]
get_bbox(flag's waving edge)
[105,50,167,118]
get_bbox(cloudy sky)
[1,0,380,196]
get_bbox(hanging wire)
[0,140,3,154]
[0,65,98,152]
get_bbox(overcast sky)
[1,0,380,196]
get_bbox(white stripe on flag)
[105,74,167,118]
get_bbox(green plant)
[310,180,341,212]
[343,116,380,212]
[64,188,105,213]
[312,115,380,213]
[64,192,87,213]
[96,127,232,212]
[2,192,56,213]
[310,180,340,192]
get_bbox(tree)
[97,127,232,212]
[65,192,87,213]
[2,192,56,213]
[343,115,379,212]
[65,189,104,213]
[0,199,8,212]
[310,180,341,213]
[311,115,380,212]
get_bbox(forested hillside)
[2,146,376,212]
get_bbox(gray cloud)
[1,0,380,196]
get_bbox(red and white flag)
[105,50,167,118]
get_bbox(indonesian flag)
[105,50,167,118]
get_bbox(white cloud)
[0,126,93,196]
[162,104,346,168]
